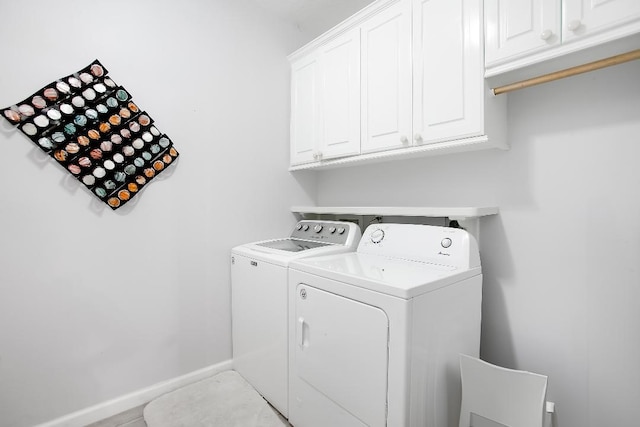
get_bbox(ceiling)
[251,0,375,38]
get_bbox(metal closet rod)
[491,48,640,96]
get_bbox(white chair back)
[459,354,549,427]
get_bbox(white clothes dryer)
[287,223,483,427]
[231,220,361,418]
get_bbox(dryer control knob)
[296,223,303,230]
[370,228,385,244]
[314,225,323,233]
[303,224,310,231]
[329,226,337,234]
[337,227,346,235]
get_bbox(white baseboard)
[34,359,233,427]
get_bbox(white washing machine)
[231,220,361,418]
[287,223,483,427]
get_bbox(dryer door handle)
[297,317,307,348]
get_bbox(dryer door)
[292,283,389,427]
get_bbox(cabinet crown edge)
[287,0,402,62]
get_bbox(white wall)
[251,0,376,39]
[315,60,640,426]
[0,1,314,426]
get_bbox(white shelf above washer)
[291,206,499,243]
[291,206,498,220]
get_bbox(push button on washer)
[441,238,452,248]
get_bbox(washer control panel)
[291,220,359,245]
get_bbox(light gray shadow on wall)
[290,168,318,205]
[478,214,517,369]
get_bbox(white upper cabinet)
[485,0,640,75]
[563,0,640,42]
[289,0,507,170]
[360,0,412,154]
[413,0,485,144]
[485,0,561,66]
[290,29,360,166]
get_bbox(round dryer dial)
[370,228,385,244]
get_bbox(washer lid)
[256,238,331,252]
[289,252,480,299]
[231,220,362,265]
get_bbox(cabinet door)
[290,53,320,165]
[413,0,484,144]
[563,0,640,42]
[485,0,561,66]
[318,29,361,161]
[361,0,412,154]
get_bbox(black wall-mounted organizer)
[1,59,179,210]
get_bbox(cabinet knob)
[414,133,423,144]
[568,20,581,31]
[540,29,553,40]
[400,135,409,144]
